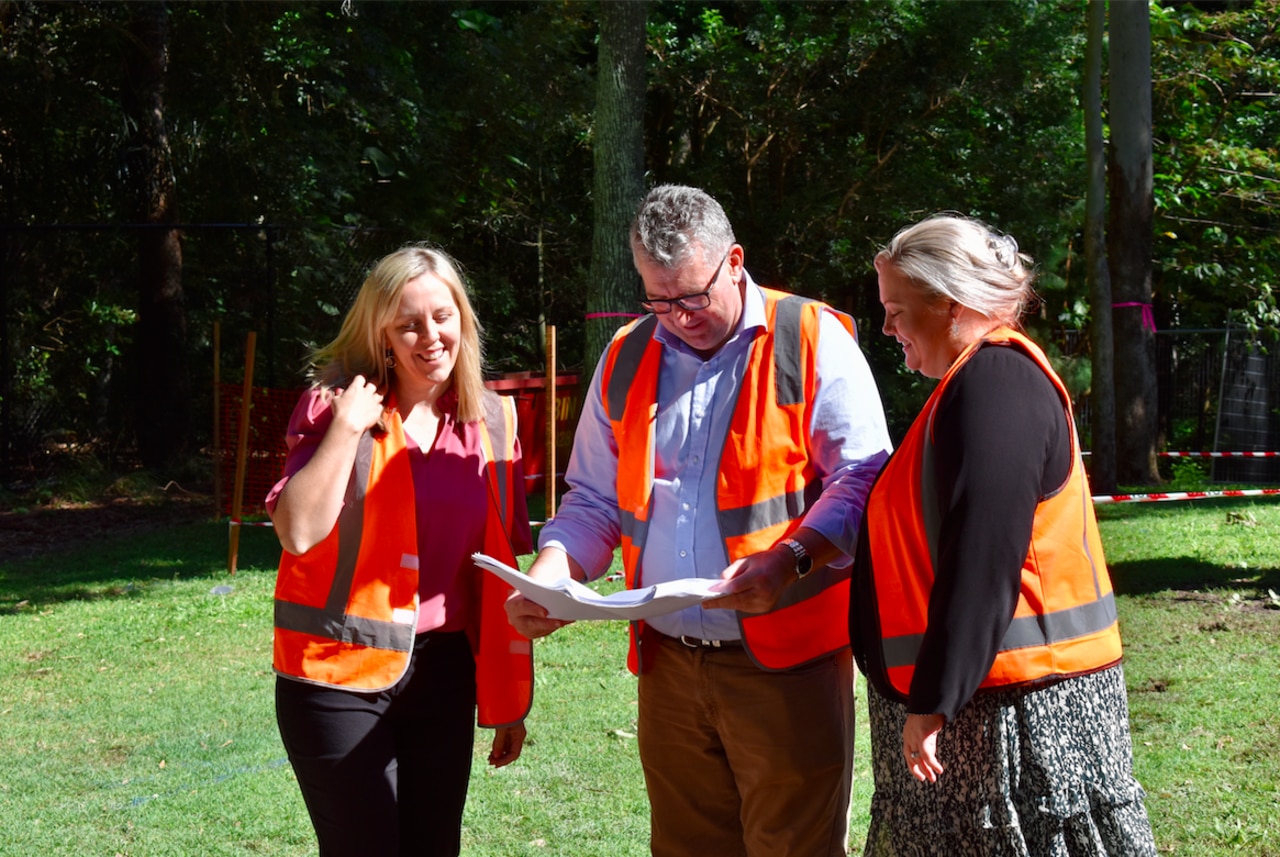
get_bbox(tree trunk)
[125,1,189,471]
[585,0,648,374]
[1106,0,1159,485]
[1084,0,1116,493]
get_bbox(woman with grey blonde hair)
[851,215,1156,855]
[266,243,534,857]
[875,213,1034,325]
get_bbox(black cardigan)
[852,344,1072,722]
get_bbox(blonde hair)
[310,244,487,423]
[874,214,1035,327]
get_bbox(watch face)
[784,538,812,577]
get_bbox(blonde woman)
[267,245,532,856]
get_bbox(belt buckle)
[679,634,721,648]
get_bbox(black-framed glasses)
[640,251,728,315]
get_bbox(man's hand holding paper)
[475,552,724,622]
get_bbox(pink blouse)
[266,387,532,634]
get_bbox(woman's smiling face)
[877,261,955,379]
[384,273,461,397]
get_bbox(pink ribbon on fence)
[584,312,643,319]
[1113,302,1156,332]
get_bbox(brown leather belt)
[676,634,743,649]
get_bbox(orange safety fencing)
[484,374,582,497]
[216,376,583,520]
[214,383,305,519]
[216,323,582,575]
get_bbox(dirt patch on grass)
[1171,588,1280,615]
[0,494,215,565]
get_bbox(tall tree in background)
[1149,0,1280,334]
[586,0,648,372]
[1085,0,1116,492]
[1107,0,1159,485]
[124,2,189,470]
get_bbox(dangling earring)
[950,318,959,337]
[384,347,396,369]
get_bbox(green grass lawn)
[1096,501,1280,856]
[1,498,1277,855]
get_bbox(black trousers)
[275,630,478,857]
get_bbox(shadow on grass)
[7,498,1276,613]
[1109,556,1280,597]
[0,518,283,612]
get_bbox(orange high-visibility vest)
[273,391,533,728]
[602,289,857,673]
[861,328,1121,701]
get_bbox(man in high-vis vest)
[506,185,892,857]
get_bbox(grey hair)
[875,214,1035,326]
[630,184,737,268]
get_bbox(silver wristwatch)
[778,538,813,579]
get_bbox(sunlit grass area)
[0,499,1277,855]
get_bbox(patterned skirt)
[861,664,1158,857]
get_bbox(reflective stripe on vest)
[474,392,535,728]
[879,591,1118,669]
[603,290,857,672]
[273,429,419,653]
[274,393,534,712]
[865,329,1121,699]
[479,391,517,534]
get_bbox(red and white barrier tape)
[1084,450,1280,458]
[1158,451,1280,458]
[1093,488,1280,504]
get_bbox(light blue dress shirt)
[539,273,892,641]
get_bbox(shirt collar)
[739,270,768,334]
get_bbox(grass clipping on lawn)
[0,499,1277,856]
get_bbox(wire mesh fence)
[3,223,1278,487]
[1,223,412,485]
[1059,326,1279,484]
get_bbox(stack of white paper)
[472,552,723,621]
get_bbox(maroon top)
[267,387,532,634]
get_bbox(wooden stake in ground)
[546,324,557,519]
[227,331,256,575]
[213,321,223,516]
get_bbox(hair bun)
[987,232,1022,270]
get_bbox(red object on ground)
[216,374,582,522]
[484,374,582,496]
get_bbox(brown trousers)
[637,634,854,857]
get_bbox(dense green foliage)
[1150,1,1280,333]
[1,0,1277,470]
